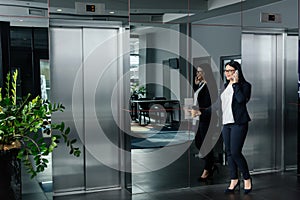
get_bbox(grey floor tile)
[22,193,48,200]
[132,193,161,200]
[23,171,300,200]
[151,188,210,200]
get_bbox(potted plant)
[130,83,146,98]
[0,70,80,199]
[130,83,147,120]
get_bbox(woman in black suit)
[221,61,252,194]
[191,64,218,181]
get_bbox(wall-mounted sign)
[75,2,105,15]
[261,12,282,23]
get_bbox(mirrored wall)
[129,0,298,194]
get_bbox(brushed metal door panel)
[284,35,298,169]
[242,33,277,171]
[83,28,120,189]
[50,27,85,192]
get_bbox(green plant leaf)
[0,69,81,178]
[60,122,65,132]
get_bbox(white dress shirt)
[221,84,235,125]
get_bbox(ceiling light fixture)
[163,13,194,23]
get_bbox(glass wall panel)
[190,0,242,190]
[130,0,298,194]
[190,24,241,187]
[130,0,190,193]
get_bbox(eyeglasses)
[224,69,235,73]
[196,70,203,73]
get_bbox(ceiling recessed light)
[109,11,115,14]
[56,8,63,12]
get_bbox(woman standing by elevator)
[221,61,252,194]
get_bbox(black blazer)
[224,81,251,125]
[194,83,212,123]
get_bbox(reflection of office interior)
[130,36,140,92]
[129,36,181,127]
[40,59,50,99]
[9,26,49,99]
[131,97,180,126]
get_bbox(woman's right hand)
[191,109,201,118]
[231,70,239,83]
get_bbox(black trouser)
[222,123,250,180]
[195,121,214,171]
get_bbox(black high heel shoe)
[224,180,240,194]
[198,165,219,182]
[198,176,208,182]
[197,170,210,182]
[244,178,252,194]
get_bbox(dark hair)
[224,60,246,83]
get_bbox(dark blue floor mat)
[131,124,195,149]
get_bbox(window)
[130,36,140,95]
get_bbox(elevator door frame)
[242,30,289,173]
[50,19,130,195]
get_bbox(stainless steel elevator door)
[51,25,121,193]
[51,27,85,192]
[284,35,298,169]
[82,28,120,190]
[242,33,278,172]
